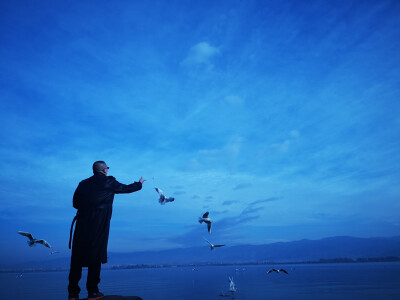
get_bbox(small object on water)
[49,250,60,255]
[228,276,237,293]
[16,272,23,279]
[154,187,175,205]
[267,268,288,274]
[198,211,212,233]
[204,237,225,250]
[219,292,231,297]
[17,231,51,248]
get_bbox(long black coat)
[70,173,142,266]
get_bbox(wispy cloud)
[249,197,281,206]
[232,183,252,190]
[222,200,238,206]
[171,185,185,189]
[173,191,186,195]
[224,95,245,106]
[271,130,300,153]
[182,42,220,67]
[180,136,245,171]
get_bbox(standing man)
[68,161,145,300]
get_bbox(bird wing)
[166,197,175,203]
[36,239,51,248]
[203,238,212,246]
[18,231,34,241]
[203,211,209,218]
[268,268,278,273]
[214,244,225,247]
[207,222,212,233]
[154,187,163,196]
[280,269,288,274]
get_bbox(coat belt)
[69,214,78,249]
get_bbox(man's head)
[92,161,109,175]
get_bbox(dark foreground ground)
[81,296,142,300]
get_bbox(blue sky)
[1,0,400,264]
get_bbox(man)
[68,161,145,300]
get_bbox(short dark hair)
[93,161,108,173]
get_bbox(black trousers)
[68,260,101,295]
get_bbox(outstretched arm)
[111,176,146,194]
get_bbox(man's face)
[102,166,109,175]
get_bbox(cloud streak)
[182,42,220,67]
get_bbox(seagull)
[198,211,212,233]
[267,268,288,274]
[204,238,225,250]
[49,250,60,255]
[154,187,175,205]
[228,276,237,293]
[17,231,51,248]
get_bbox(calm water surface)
[1,262,399,299]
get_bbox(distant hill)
[3,236,400,271]
[107,235,400,266]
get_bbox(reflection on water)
[1,262,400,300]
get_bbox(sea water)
[1,262,400,299]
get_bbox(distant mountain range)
[3,236,400,271]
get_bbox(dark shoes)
[68,293,79,300]
[68,291,104,300]
[88,291,105,299]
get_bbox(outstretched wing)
[202,211,209,218]
[207,222,212,233]
[166,197,175,203]
[36,239,51,248]
[203,237,212,246]
[214,244,225,247]
[279,268,288,274]
[154,187,163,196]
[267,268,278,274]
[18,231,34,241]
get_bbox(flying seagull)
[199,211,212,233]
[154,187,175,205]
[17,231,51,248]
[204,238,225,250]
[267,268,288,274]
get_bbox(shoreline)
[1,256,399,274]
